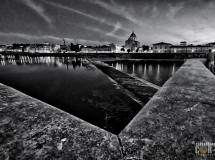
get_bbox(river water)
[0,56,142,134]
[106,60,183,86]
[0,56,183,134]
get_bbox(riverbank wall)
[1,59,215,159]
[92,61,159,107]
[119,59,215,159]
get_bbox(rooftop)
[153,42,172,45]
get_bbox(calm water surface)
[0,55,142,134]
[106,60,183,86]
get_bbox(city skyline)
[0,0,215,46]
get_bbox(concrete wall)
[119,59,215,159]
[1,59,215,159]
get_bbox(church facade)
[124,31,140,52]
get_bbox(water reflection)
[172,63,175,75]
[0,56,143,134]
[155,63,160,82]
[0,55,89,70]
[107,61,183,86]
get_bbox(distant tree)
[121,48,125,52]
[127,49,131,53]
[70,43,80,52]
[136,48,139,52]
[142,45,150,52]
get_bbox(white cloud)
[44,1,128,32]
[76,39,110,45]
[106,22,125,39]
[0,32,60,41]
[0,32,110,45]
[151,5,159,18]
[166,2,184,21]
[142,5,149,12]
[21,0,52,25]
[85,24,125,40]
[92,0,138,24]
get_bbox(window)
[160,46,162,49]
[155,47,157,49]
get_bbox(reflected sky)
[108,61,183,86]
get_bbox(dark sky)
[0,0,215,46]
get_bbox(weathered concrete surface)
[119,59,215,159]
[0,84,122,159]
[92,61,159,107]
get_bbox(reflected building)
[172,64,175,75]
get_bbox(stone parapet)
[0,84,122,159]
[119,59,215,159]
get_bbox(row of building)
[0,31,214,53]
[0,43,62,53]
[152,41,215,53]
[0,42,124,53]
[123,31,215,53]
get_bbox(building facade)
[36,43,52,53]
[81,47,96,52]
[152,42,172,53]
[0,45,6,52]
[170,45,212,53]
[95,45,111,52]
[125,31,140,52]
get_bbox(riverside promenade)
[0,59,215,159]
[119,59,215,159]
[0,83,122,159]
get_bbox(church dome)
[129,31,137,41]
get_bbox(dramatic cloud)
[0,32,110,45]
[91,0,138,24]
[151,5,159,18]
[84,25,125,40]
[106,22,125,39]
[1,0,215,45]
[0,32,61,41]
[44,0,128,32]
[166,2,184,21]
[20,0,52,25]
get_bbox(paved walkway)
[119,59,215,159]
[1,59,215,159]
[0,84,122,159]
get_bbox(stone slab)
[0,84,122,159]
[92,61,158,107]
[119,59,215,159]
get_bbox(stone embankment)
[92,61,159,107]
[119,59,215,159]
[0,84,122,159]
[1,59,215,159]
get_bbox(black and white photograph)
[0,0,215,159]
